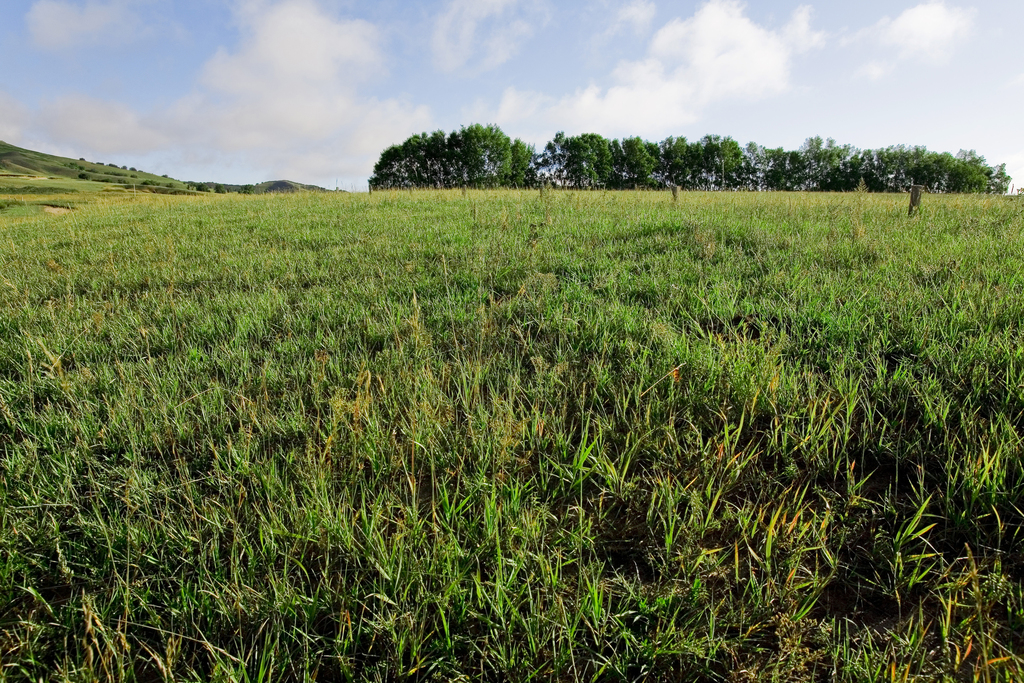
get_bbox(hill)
[190,179,332,194]
[0,140,194,194]
[256,179,329,193]
[0,141,333,197]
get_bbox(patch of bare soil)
[43,206,72,215]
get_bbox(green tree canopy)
[369,125,1011,194]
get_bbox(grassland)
[1,189,1022,681]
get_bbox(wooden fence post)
[672,185,679,202]
[908,185,924,216]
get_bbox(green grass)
[1,189,1023,681]
[0,176,102,195]
[0,192,85,220]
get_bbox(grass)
[1,188,1023,681]
[0,189,93,220]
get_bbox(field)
[1,188,1023,681]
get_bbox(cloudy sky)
[2,0,1022,189]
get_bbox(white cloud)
[30,0,430,183]
[609,0,657,37]
[484,1,823,138]
[38,96,168,153]
[214,0,383,89]
[645,1,822,104]
[846,1,976,73]
[0,92,30,143]
[184,0,430,177]
[195,0,385,144]
[855,61,892,81]
[877,2,975,61]
[432,0,538,72]
[782,5,826,52]
[26,0,144,50]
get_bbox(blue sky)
[2,0,1022,189]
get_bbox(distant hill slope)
[257,180,329,193]
[1,141,334,196]
[198,179,332,194]
[0,140,192,193]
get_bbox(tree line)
[369,124,1011,194]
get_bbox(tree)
[800,137,856,191]
[657,137,692,188]
[988,163,1011,194]
[507,139,537,188]
[370,125,512,189]
[611,137,656,188]
[538,132,611,188]
[948,149,995,193]
[415,130,452,187]
[368,125,1012,194]
[537,132,568,186]
[685,135,744,190]
[369,144,410,189]
[450,124,512,188]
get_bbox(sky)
[1,0,1022,190]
